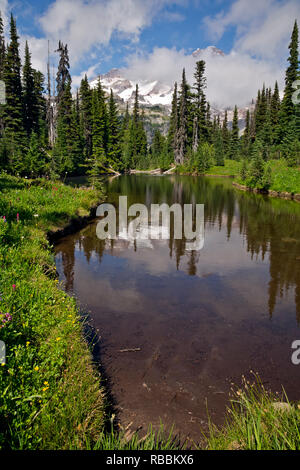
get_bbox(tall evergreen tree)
[0,11,5,79]
[0,11,5,138]
[192,60,207,148]
[89,79,107,172]
[222,110,230,158]
[242,109,250,157]
[230,105,239,159]
[69,96,84,173]
[279,20,299,144]
[206,102,212,142]
[127,85,147,168]
[256,84,267,140]
[33,70,47,143]
[24,131,45,177]
[2,15,25,172]
[133,84,139,126]
[79,75,92,158]
[270,81,281,144]
[53,42,74,173]
[56,41,71,105]
[23,41,39,136]
[176,68,191,164]
[53,78,74,174]
[107,89,122,170]
[167,82,178,159]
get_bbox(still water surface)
[55,175,300,441]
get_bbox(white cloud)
[0,0,9,36]
[72,63,101,88]
[123,46,283,108]
[38,0,185,64]
[204,0,300,60]
[20,36,50,75]
[0,0,8,21]
[121,0,298,107]
[204,51,282,108]
[123,47,195,85]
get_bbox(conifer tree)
[248,139,265,188]
[69,97,84,173]
[53,79,74,173]
[167,82,178,159]
[34,70,48,145]
[107,89,122,170]
[222,110,230,158]
[255,84,267,140]
[262,100,272,154]
[23,41,39,136]
[79,75,92,158]
[133,84,139,126]
[192,60,207,147]
[279,20,299,144]
[25,131,45,176]
[2,15,25,172]
[206,102,212,142]
[0,11,5,138]
[136,108,148,164]
[89,79,107,172]
[176,68,190,164]
[56,41,71,105]
[242,109,250,157]
[214,129,225,166]
[151,129,164,161]
[0,11,5,79]
[270,81,280,144]
[230,105,239,159]
[120,103,132,169]
[126,85,147,168]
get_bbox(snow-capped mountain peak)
[89,46,226,109]
[90,72,174,108]
[192,46,225,58]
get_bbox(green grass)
[205,375,300,450]
[206,160,241,176]
[87,423,181,450]
[0,174,107,449]
[208,159,300,194]
[267,160,300,194]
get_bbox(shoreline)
[47,203,100,245]
[232,181,300,202]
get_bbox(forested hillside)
[0,14,299,185]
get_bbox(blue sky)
[6,1,240,69]
[1,0,299,106]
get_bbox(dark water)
[55,175,300,442]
